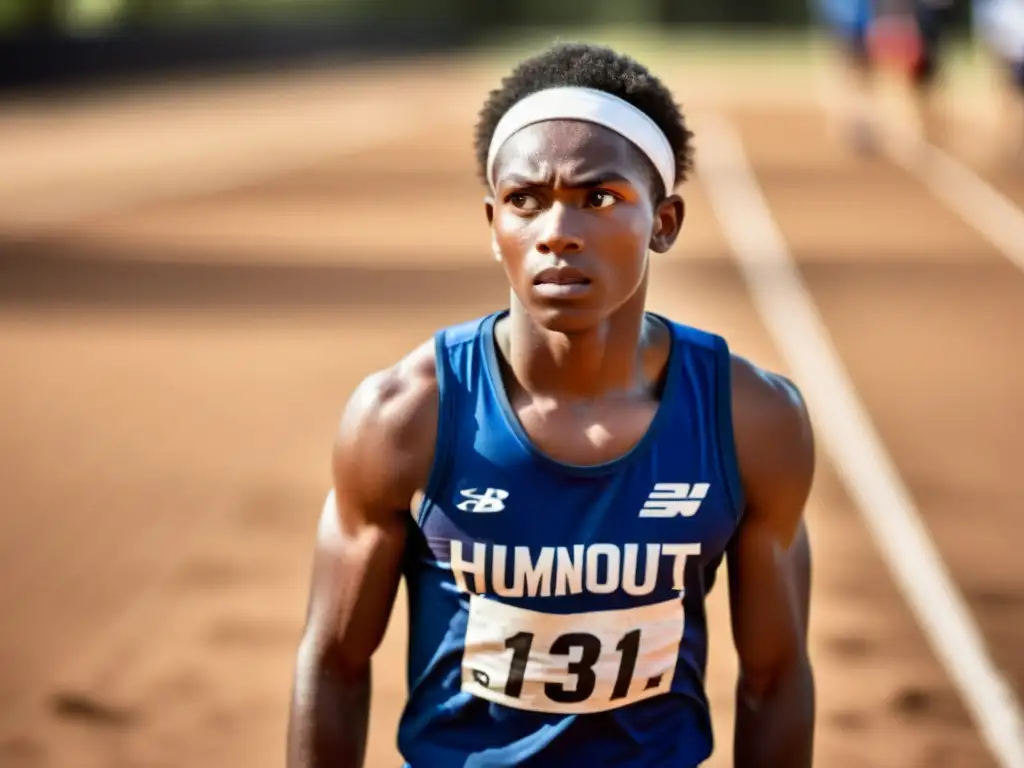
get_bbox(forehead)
[492,120,653,185]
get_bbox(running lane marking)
[693,110,1024,768]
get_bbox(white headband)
[486,86,675,195]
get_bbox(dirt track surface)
[2,55,1022,767]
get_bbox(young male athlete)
[287,42,815,767]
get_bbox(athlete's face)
[486,120,685,332]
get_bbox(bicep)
[300,490,407,675]
[727,514,808,683]
[728,363,815,678]
[788,519,812,641]
[298,347,436,676]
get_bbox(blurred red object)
[867,14,924,73]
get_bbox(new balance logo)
[638,483,710,518]
[456,488,509,513]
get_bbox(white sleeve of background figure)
[975,0,1024,61]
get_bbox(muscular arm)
[728,358,816,768]
[286,342,438,768]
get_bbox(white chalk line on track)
[887,134,1024,277]
[812,66,1024,277]
[693,110,1024,768]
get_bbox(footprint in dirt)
[205,616,298,649]
[175,558,248,588]
[235,484,310,533]
[1,736,44,764]
[49,691,138,729]
[824,634,875,660]
[888,685,965,726]
[828,709,869,732]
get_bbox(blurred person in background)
[814,0,882,150]
[816,0,955,151]
[900,0,956,144]
[972,0,1024,161]
[286,41,815,768]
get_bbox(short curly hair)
[474,42,694,196]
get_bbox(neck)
[501,285,650,400]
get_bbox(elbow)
[734,654,816,768]
[738,651,814,710]
[296,630,372,688]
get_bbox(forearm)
[287,643,371,768]
[733,660,815,768]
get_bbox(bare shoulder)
[729,355,812,447]
[729,355,815,539]
[332,338,439,522]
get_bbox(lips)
[531,265,593,299]
[532,266,591,286]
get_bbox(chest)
[419,453,738,611]
[510,394,659,467]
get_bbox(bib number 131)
[461,595,683,714]
[504,628,641,703]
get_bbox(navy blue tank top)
[398,310,745,767]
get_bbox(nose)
[535,205,584,256]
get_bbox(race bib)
[461,595,684,714]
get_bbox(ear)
[484,197,501,261]
[649,194,685,254]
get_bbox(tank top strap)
[418,313,501,525]
[654,315,746,520]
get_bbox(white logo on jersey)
[456,487,509,513]
[638,483,710,518]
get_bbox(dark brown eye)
[508,193,540,211]
[587,191,618,209]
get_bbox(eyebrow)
[501,170,634,189]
